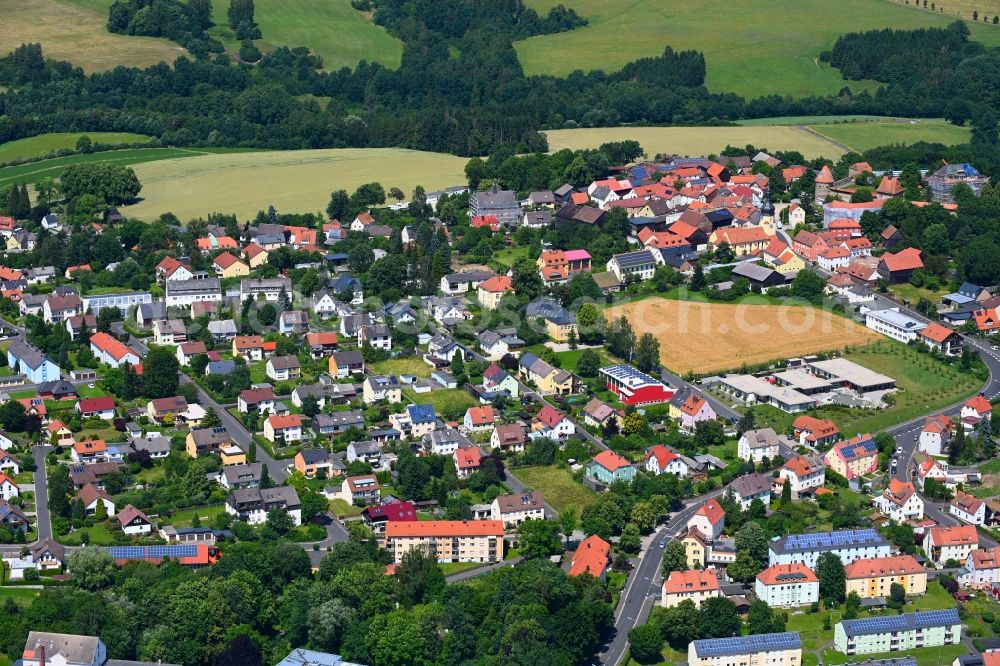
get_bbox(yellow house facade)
[683,529,707,569]
[545,317,578,343]
[844,555,927,599]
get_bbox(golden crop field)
[0,0,185,72]
[605,297,881,374]
[122,148,470,221]
[544,126,849,159]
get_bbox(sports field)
[0,0,185,72]
[604,297,881,374]
[121,148,469,220]
[0,147,260,190]
[0,132,151,163]
[516,0,1000,98]
[544,119,971,159]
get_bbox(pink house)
[674,394,716,430]
[564,249,592,274]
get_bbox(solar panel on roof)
[106,545,198,560]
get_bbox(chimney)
[39,644,45,666]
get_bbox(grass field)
[0,147,260,190]
[812,119,971,152]
[0,587,41,607]
[160,503,226,527]
[888,0,1000,24]
[402,387,477,419]
[0,133,151,163]
[205,0,401,69]
[0,0,185,72]
[329,498,364,517]
[604,297,880,374]
[517,0,1000,98]
[544,119,971,160]
[513,465,597,514]
[121,148,470,220]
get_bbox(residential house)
[0,473,18,501]
[346,440,382,466]
[226,486,301,525]
[212,252,249,278]
[75,483,115,516]
[823,434,878,480]
[313,410,365,439]
[233,335,266,361]
[464,405,496,432]
[923,525,979,566]
[481,363,520,398]
[606,249,657,282]
[583,397,624,430]
[518,352,574,395]
[918,322,962,356]
[477,275,513,309]
[423,427,471,456]
[361,500,418,533]
[792,416,840,447]
[951,491,987,525]
[176,341,207,366]
[737,428,781,463]
[645,445,692,478]
[20,632,109,666]
[264,414,303,443]
[569,534,611,578]
[42,293,82,324]
[266,355,301,382]
[0,448,19,475]
[454,446,483,478]
[76,397,116,420]
[7,340,61,383]
[960,547,1000,589]
[340,475,381,505]
[279,310,309,334]
[531,404,575,440]
[710,226,770,255]
[146,396,189,423]
[238,385,284,417]
[389,404,438,439]
[358,324,392,350]
[241,277,292,302]
[115,504,154,535]
[875,479,925,523]
[491,492,545,528]
[961,395,992,430]
[687,498,725,540]
[490,423,526,452]
[207,319,237,342]
[306,332,339,358]
[440,269,495,295]
[878,248,924,284]
[755,563,820,608]
[329,350,365,378]
[88,332,140,368]
[185,426,233,457]
[152,319,187,346]
[727,472,772,510]
[662,568,721,608]
[670,393,716,430]
[586,450,636,485]
[294,449,335,478]
[919,414,954,456]
[778,454,826,499]
[362,375,401,404]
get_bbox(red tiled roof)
[569,534,610,577]
[920,322,956,344]
[466,405,496,425]
[928,524,978,547]
[696,498,725,525]
[267,414,302,429]
[844,554,923,579]
[880,247,923,272]
[816,165,835,184]
[479,275,513,293]
[592,450,632,472]
[89,332,137,362]
[645,444,678,470]
[966,395,992,415]
[663,569,719,595]
[756,562,818,586]
[386,519,504,538]
[454,447,483,469]
[78,397,115,412]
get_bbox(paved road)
[598,489,723,666]
[445,555,526,583]
[31,446,53,542]
[660,368,739,422]
[179,375,290,484]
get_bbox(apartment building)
[662,569,721,608]
[754,563,820,608]
[834,609,961,655]
[688,633,802,666]
[769,529,891,568]
[923,525,979,566]
[844,554,927,599]
[384,520,505,563]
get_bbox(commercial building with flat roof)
[712,374,817,412]
[806,358,896,393]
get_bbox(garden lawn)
[58,522,116,546]
[513,466,597,514]
[821,643,966,666]
[494,247,530,268]
[159,503,227,528]
[371,358,433,379]
[525,345,613,374]
[889,282,950,306]
[329,498,364,517]
[75,384,110,398]
[755,341,981,437]
[0,587,41,607]
[402,388,477,418]
[439,562,483,576]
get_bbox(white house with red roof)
[778,455,826,499]
[453,447,483,479]
[686,498,725,540]
[875,479,924,523]
[961,395,992,431]
[89,332,141,368]
[918,322,961,356]
[0,473,19,501]
[644,445,691,477]
[0,448,19,475]
[916,457,950,491]
[75,397,116,420]
[463,405,496,432]
[951,490,987,525]
[816,246,852,272]
[919,414,954,456]
[755,563,819,607]
[923,524,979,566]
[792,415,840,447]
[531,404,575,440]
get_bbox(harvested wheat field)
[605,297,881,374]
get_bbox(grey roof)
[367,374,400,389]
[838,609,960,638]
[769,529,888,555]
[24,632,100,664]
[167,278,221,294]
[207,319,237,335]
[691,633,801,658]
[732,262,779,283]
[242,277,292,292]
[207,360,236,374]
[129,436,172,455]
[474,188,518,207]
[313,410,365,427]
[424,426,471,448]
[528,191,555,204]
[727,472,772,498]
[190,426,232,447]
[742,428,780,449]
[444,269,494,284]
[230,485,300,509]
[223,462,263,485]
[7,339,48,370]
[331,350,364,366]
[269,355,301,370]
[348,440,382,455]
[298,448,330,464]
[275,648,366,666]
[612,249,656,269]
[494,491,545,514]
[138,302,167,320]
